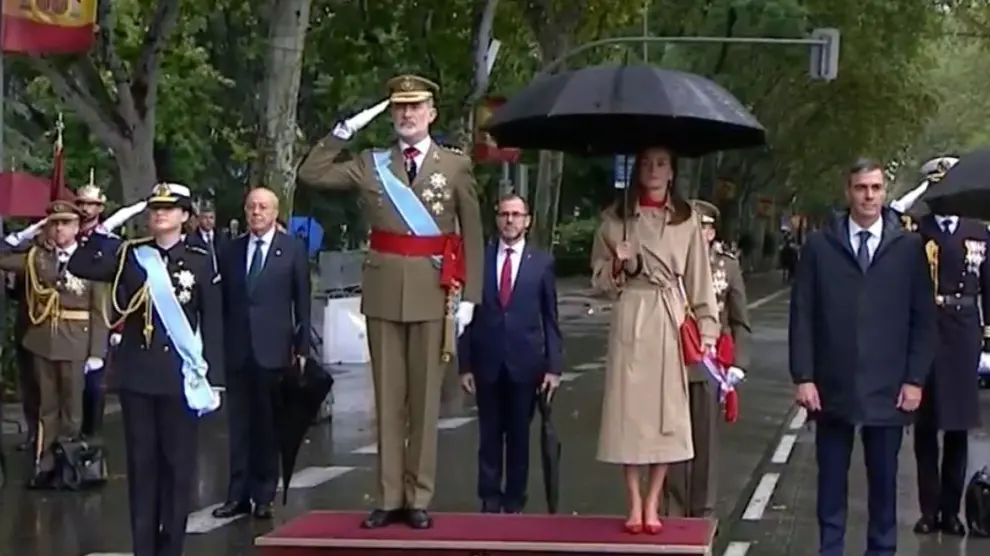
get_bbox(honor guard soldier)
[0,201,109,481]
[68,183,223,556]
[297,74,484,529]
[892,156,959,231]
[666,200,752,518]
[910,155,988,536]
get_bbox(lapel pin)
[275,249,282,256]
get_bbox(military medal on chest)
[712,259,728,312]
[173,269,196,304]
[964,238,986,275]
[421,171,451,216]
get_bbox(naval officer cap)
[147,182,194,211]
[690,199,720,225]
[919,155,959,182]
[46,199,82,222]
[386,74,440,104]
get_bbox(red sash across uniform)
[369,229,465,289]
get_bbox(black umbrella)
[918,148,990,219]
[484,64,766,157]
[536,389,561,514]
[277,358,334,504]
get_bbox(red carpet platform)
[255,511,716,555]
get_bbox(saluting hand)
[896,384,923,412]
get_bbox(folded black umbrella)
[537,389,561,514]
[484,64,766,157]
[918,147,990,219]
[277,358,334,504]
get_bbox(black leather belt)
[935,294,977,307]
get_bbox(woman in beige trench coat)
[590,146,720,534]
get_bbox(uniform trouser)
[33,356,84,461]
[82,368,106,437]
[366,317,445,510]
[120,391,198,556]
[914,426,968,519]
[664,380,718,517]
[16,344,39,440]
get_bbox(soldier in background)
[909,156,986,536]
[297,74,484,529]
[665,200,751,519]
[0,201,109,481]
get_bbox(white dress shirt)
[201,229,214,245]
[56,242,78,264]
[848,216,883,260]
[398,136,432,173]
[496,238,525,292]
[245,226,277,274]
[934,215,959,234]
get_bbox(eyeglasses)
[497,211,528,219]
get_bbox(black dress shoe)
[253,503,274,519]
[939,515,966,536]
[405,509,433,529]
[361,509,403,529]
[211,502,251,519]
[480,500,501,513]
[913,516,937,535]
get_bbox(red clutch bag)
[680,315,704,365]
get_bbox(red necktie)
[499,247,514,308]
[403,146,420,181]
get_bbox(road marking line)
[742,472,780,520]
[789,407,808,430]
[723,542,751,556]
[186,503,245,533]
[559,372,581,382]
[437,416,475,430]
[277,466,355,489]
[747,287,788,309]
[572,362,604,371]
[352,443,378,454]
[771,434,798,464]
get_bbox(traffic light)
[809,28,840,81]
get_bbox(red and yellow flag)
[1,0,97,54]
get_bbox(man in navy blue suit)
[458,194,563,514]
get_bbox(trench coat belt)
[368,229,465,288]
[934,294,977,307]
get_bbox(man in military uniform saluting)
[665,200,751,518]
[68,183,223,556]
[297,74,483,529]
[907,156,987,536]
[0,201,109,480]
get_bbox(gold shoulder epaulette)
[187,245,208,255]
[440,144,466,156]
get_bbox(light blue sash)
[133,246,220,416]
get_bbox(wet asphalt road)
[0,273,815,556]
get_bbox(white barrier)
[322,296,369,364]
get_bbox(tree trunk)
[530,150,564,249]
[250,0,313,218]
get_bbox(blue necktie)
[247,239,265,286]
[856,230,871,271]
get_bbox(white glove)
[331,99,390,140]
[456,301,475,337]
[4,218,48,247]
[100,200,148,233]
[979,352,990,373]
[109,333,122,346]
[84,357,104,373]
